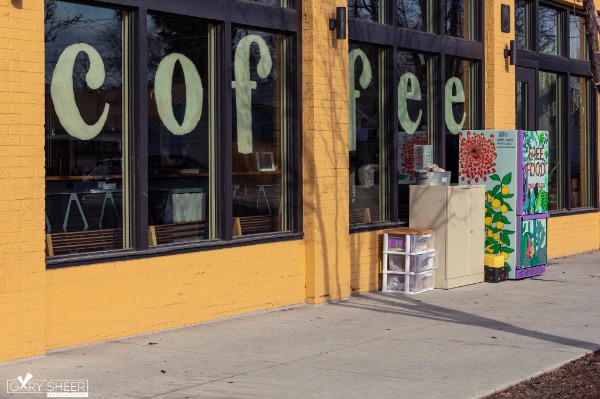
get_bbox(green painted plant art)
[522,130,549,215]
[485,172,515,270]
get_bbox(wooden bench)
[233,215,278,236]
[46,228,122,257]
[47,216,278,255]
[148,221,208,246]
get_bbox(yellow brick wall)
[548,213,600,258]
[0,0,46,362]
[45,242,305,349]
[484,0,516,130]
[349,231,381,293]
[302,0,352,303]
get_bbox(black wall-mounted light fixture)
[329,7,347,40]
[504,40,516,65]
[501,4,511,33]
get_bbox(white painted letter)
[232,35,272,154]
[50,43,109,140]
[155,53,204,135]
[397,72,422,134]
[349,49,372,151]
[445,77,466,134]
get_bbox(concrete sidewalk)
[1,251,599,399]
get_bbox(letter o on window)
[154,53,204,135]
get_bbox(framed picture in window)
[256,152,275,171]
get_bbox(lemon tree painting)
[485,172,515,269]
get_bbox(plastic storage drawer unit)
[387,251,437,273]
[385,271,436,294]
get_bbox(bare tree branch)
[583,0,600,93]
[44,0,83,43]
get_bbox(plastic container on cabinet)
[387,251,437,273]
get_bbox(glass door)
[516,67,536,130]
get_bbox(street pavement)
[1,250,599,398]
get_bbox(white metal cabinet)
[409,185,485,289]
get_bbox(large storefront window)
[232,29,288,234]
[569,76,591,208]
[348,0,380,23]
[569,14,587,61]
[398,1,428,31]
[147,13,213,245]
[445,58,477,183]
[45,3,125,255]
[514,1,597,213]
[397,50,430,219]
[539,71,560,210]
[45,0,299,261]
[445,0,476,40]
[349,43,384,225]
[515,0,527,49]
[348,0,483,227]
[538,4,561,56]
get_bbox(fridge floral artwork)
[398,131,428,183]
[459,130,549,279]
[458,130,497,183]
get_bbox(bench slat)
[46,229,122,256]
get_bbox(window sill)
[350,220,407,234]
[549,207,599,217]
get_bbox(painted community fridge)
[458,130,549,279]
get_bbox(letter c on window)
[154,53,204,135]
[50,43,109,141]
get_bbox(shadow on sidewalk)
[333,291,600,351]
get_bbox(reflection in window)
[515,0,527,49]
[349,43,383,225]
[539,5,560,55]
[445,0,475,40]
[231,28,287,234]
[539,71,560,210]
[147,13,212,245]
[570,14,587,60]
[398,0,427,31]
[445,58,476,182]
[45,2,125,255]
[397,51,430,220]
[569,76,590,208]
[516,80,527,130]
[348,0,379,23]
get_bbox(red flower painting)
[459,131,497,183]
[400,133,429,180]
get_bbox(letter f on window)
[232,35,272,154]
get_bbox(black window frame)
[348,0,484,232]
[515,0,598,215]
[45,0,303,268]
